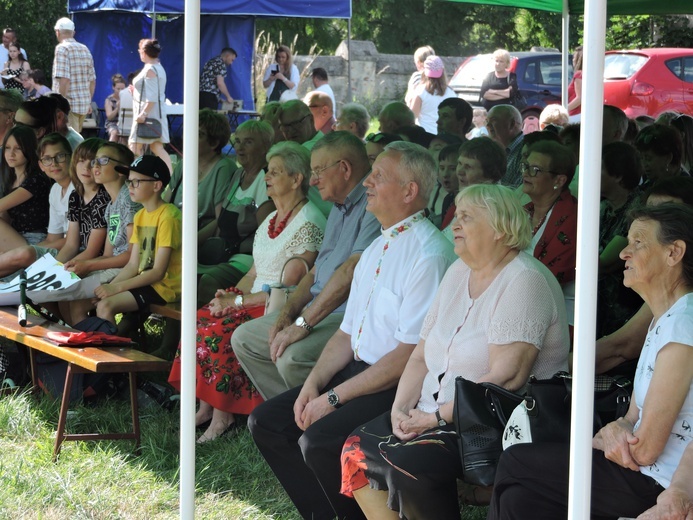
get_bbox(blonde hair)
[275,45,294,76]
[455,184,531,250]
[414,45,435,64]
[492,49,511,68]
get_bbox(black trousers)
[199,91,218,110]
[248,360,397,520]
[487,442,664,520]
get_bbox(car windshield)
[450,55,493,87]
[604,54,648,80]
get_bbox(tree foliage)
[0,0,67,78]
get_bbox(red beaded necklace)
[267,199,305,239]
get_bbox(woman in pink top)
[567,46,583,116]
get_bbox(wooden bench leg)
[53,363,75,461]
[129,372,141,455]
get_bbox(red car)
[603,48,693,118]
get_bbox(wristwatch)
[435,409,447,427]
[294,316,313,333]
[327,388,342,409]
[234,295,244,307]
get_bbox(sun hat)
[423,56,445,79]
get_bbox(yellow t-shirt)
[130,203,182,302]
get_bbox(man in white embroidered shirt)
[248,141,457,520]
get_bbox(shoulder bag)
[136,66,163,139]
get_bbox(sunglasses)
[365,133,388,143]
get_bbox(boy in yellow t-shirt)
[95,155,181,325]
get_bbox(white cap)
[54,18,75,31]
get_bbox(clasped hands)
[592,417,641,471]
[392,408,437,442]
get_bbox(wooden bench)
[149,302,181,321]
[0,307,170,460]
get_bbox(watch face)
[327,389,339,407]
[295,317,306,327]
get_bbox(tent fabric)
[68,0,351,18]
[443,0,693,15]
[73,12,255,110]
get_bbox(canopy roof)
[68,0,351,18]
[443,0,693,15]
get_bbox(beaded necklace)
[267,198,305,239]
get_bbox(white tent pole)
[561,0,570,108]
[180,0,200,518]
[567,0,606,518]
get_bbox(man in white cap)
[52,17,96,132]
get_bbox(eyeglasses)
[520,162,559,177]
[365,133,387,143]
[310,160,342,180]
[279,114,310,130]
[91,156,127,168]
[39,152,71,166]
[125,178,158,188]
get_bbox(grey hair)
[339,103,370,139]
[266,141,311,194]
[383,141,436,201]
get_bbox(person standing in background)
[199,47,237,110]
[404,46,435,107]
[52,17,96,132]
[310,68,336,114]
[0,28,26,66]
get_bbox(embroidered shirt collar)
[381,210,427,239]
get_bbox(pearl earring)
[553,185,558,190]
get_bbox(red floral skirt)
[168,304,265,415]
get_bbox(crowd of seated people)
[5,39,693,520]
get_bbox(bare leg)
[149,141,173,173]
[96,292,138,324]
[129,142,144,156]
[61,297,95,326]
[195,400,214,426]
[353,487,400,520]
[0,220,28,255]
[0,245,37,278]
[197,407,235,444]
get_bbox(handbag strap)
[139,64,162,119]
[279,256,310,285]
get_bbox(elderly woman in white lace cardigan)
[168,141,327,443]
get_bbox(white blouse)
[416,252,570,413]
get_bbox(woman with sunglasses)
[0,125,52,253]
[364,132,400,166]
[522,139,578,327]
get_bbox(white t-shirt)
[315,83,337,114]
[415,86,456,134]
[263,64,300,100]
[47,182,75,235]
[636,293,693,488]
[340,212,456,365]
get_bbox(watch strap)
[435,409,447,426]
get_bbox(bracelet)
[226,287,243,295]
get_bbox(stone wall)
[266,40,465,116]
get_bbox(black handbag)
[453,377,523,486]
[502,372,633,448]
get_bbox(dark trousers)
[248,360,397,520]
[199,91,218,110]
[487,442,664,520]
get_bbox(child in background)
[62,142,138,325]
[0,125,52,253]
[95,155,181,328]
[466,107,489,139]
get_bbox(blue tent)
[67,0,351,109]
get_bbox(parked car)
[603,48,693,118]
[449,50,572,120]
